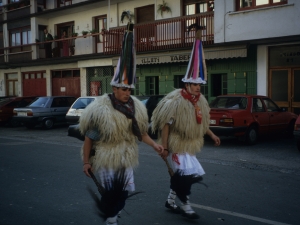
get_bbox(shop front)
[269,45,300,114]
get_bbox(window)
[10,27,31,51]
[146,76,159,95]
[136,5,154,23]
[183,0,214,16]
[236,0,287,11]
[263,98,280,112]
[252,98,265,112]
[174,75,185,89]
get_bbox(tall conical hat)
[182,24,207,84]
[110,11,136,88]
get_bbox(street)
[0,125,300,225]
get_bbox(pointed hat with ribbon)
[182,23,207,84]
[110,11,136,88]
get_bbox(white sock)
[106,215,118,225]
[167,189,177,204]
[181,200,195,214]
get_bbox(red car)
[209,95,298,145]
[0,96,38,126]
[294,116,300,151]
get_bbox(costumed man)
[79,18,164,225]
[151,24,221,219]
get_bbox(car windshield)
[210,97,247,109]
[0,98,12,107]
[28,97,50,107]
[72,98,95,109]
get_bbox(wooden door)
[52,77,80,98]
[23,72,46,96]
[269,68,299,113]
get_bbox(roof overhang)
[113,45,247,66]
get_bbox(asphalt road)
[0,125,300,225]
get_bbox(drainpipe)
[108,0,110,31]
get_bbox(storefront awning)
[112,45,247,66]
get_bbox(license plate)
[210,120,216,125]
[17,112,27,116]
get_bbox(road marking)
[190,203,292,225]
[1,142,33,145]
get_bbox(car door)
[50,97,70,122]
[251,97,270,134]
[262,98,288,132]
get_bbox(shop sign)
[138,54,190,65]
[270,45,300,67]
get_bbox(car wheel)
[297,140,300,152]
[9,119,20,127]
[245,126,258,145]
[42,119,54,129]
[25,122,36,129]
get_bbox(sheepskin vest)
[79,94,148,171]
[151,89,210,155]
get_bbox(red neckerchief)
[181,89,202,124]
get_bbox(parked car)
[209,94,297,145]
[66,96,97,124]
[13,96,76,129]
[0,96,38,127]
[294,115,300,151]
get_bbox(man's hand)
[160,149,169,160]
[153,143,164,155]
[210,133,221,146]
[83,163,92,177]
[206,129,221,146]
[142,133,164,155]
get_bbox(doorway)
[56,22,75,57]
[269,68,300,114]
[6,74,18,96]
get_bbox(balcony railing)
[103,12,214,55]
[0,12,214,65]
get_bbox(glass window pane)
[30,74,35,79]
[256,0,269,6]
[11,33,15,46]
[7,74,17,79]
[28,30,31,43]
[16,33,21,45]
[199,3,207,13]
[240,0,252,7]
[22,31,27,44]
[8,82,14,96]
[14,81,18,95]
[271,70,288,101]
[186,4,195,15]
[37,73,41,78]
[294,70,300,102]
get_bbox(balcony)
[104,13,214,55]
[3,0,30,20]
[0,12,214,67]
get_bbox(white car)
[65,96,97,124]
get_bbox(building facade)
[0,0,299,113]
